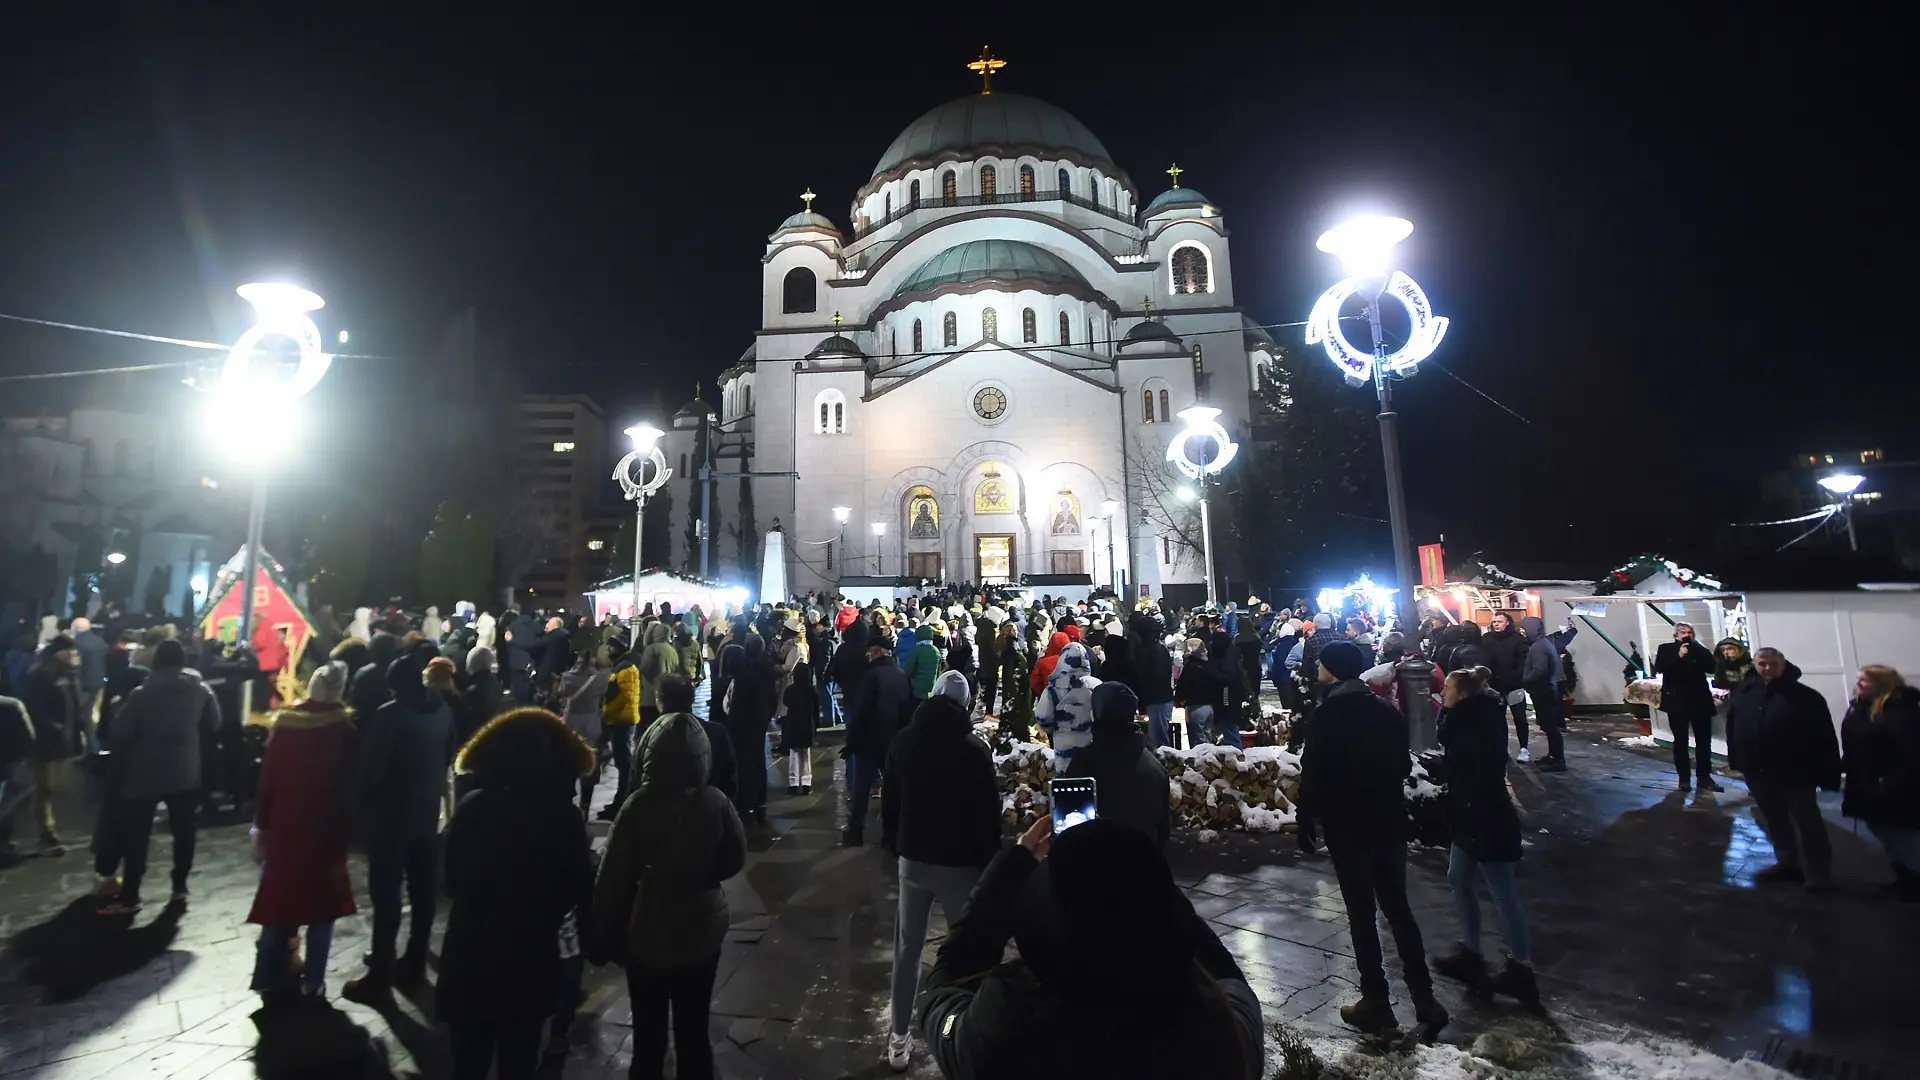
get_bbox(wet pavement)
[2,713,1916,1078]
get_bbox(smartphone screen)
[1049,777,1098,833]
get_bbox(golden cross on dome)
[832,312,843,327]
[1166,163,1183,188]
[968,47,1006,94]
[800,188,817,213]
[1142,296,1154,313]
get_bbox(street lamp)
[831,505,851,577]
[1819,473,1866,551]
[1308,214,1450,632]
[214,282,331,655]
[1100,498,1120,594]
[613,423,670,623]
[1166,406,1238,606]
[105,551,127,565]
[871,520,887,575]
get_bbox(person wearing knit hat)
[880,663,998,1068]
[1317,639,1370,682]
[1297,628,1448,1039]
[308,659,350,703]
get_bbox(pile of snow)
[1618,734,1659,749]
[1300,1034,1796,1079]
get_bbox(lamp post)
[871,521,887,575]
[1308,215,1449,633]
[1819,473,1865,551]
[1166,406,1238,607]
[1100,498,1120,594]
[214,283,332,652]
[831,505,851,578]
[613,423,670,623]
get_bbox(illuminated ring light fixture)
[1305,270,1450,382]
[613,446,672,501]
[220,282,332,398]
[1166,406,1239,481]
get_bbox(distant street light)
[1819,473,1866,551]
[614,422,671,622]
[1309,214,1450,632]
[831,505,852,579]
[105,551,127,565]
[871,520,888,575]
[1167,407,1237,606]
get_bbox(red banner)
[1418,543,1446,588]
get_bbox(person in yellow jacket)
[598,632,642,821]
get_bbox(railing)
[851,188,1135,239]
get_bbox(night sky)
[0,16,1899,573]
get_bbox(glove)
[838,744,853,761]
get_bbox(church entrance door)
[907,552,942,580]
[976,535,1013,583]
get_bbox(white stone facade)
[659,90,1273,600]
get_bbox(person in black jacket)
[915,817,1264,1080]
[1296,640,1446,1039]
[344,652,458,999]
[843,638,909,847]
[1653,622,1722,792]
[1841,665,1920,900]
[661,673,736,800]
[1065,683,1170,849]
[1727,648,1840,890]
[880,670,1000,1071]
[20,638,85,856]
[501,610,539,704]
[1126,614,1175,748]
[438,706,594,1080]
[722,632,777,825]
[1482,612,1531,761]
[1429,666,1537,1007]
[349,632,401,735]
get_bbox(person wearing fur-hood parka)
[438,708,595,1071]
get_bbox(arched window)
[1018,164,1035,199]
[1170,243,1212,294]
[1159,389,1170,422]
[1059,311,1071,345]
[781,267,817,313]
[1021,308,1036,343]
[912,318,923,352]
[742,385,753,415]
[941,171,957,204]
[979,164,997,199]
[813,389,847,434]
[680,453,688,476]
[1089,178,1100,207]
[982,307,999,340]
[909,179,921,207]
[1142,388,1155,423]
[890,329,897,359]
[884,192,892,219]
[1057,168,1071,196]
[1143,377,1171,423]
[942,311,958,347]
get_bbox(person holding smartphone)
[914,816,1263,1079]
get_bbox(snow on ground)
[1292,1035,1794,1079]
[1617,735,1659,748]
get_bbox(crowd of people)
[3,583,1917,1078]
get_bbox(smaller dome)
[807,334,865,360]
[776,211,841,234]
[1123,320,1181,344]
[675,398,707,418]
[894,239,1088,299]
[1145,187,1212,213]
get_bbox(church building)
[659,50,1276,601]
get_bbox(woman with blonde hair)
[1841,664,1920,901]
[1431,665,1538,1006]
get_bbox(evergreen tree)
[419,501,496,610]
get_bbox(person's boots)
[1410,991,1450,1042]
[1488,958,1542,1010]
[1431,945,1489,993]
[840,827,863,847]
[1697,774,1724,793]
[1337,995,1398,1035]
[1753,863,1804,884]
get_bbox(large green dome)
[872,94,1115,181]
[893,240,1090,298]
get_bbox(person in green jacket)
[904,624,945,702]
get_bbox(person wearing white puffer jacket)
[1035,642,1100,774]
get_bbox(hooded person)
[880,669,1001,1069]
[1065,683,1171,849]
[1035,642,1100,774]
[721,631,778,823]
[915,818,1264,1080]
[453,646,504,747]
[904,623,945,701]
[1297,638,1447,1038]
[844,630,912,846]
[1518,616,1568,772]
[1029,632,1071,697]
[636,620,682,729]
[344,651,457,999]
[345,607,373,643]
[473,611,497,653]
[248,662,360,1000]
[349,632,402,738]
[438,707,595,1078]
[1124,612,1176,749]
[95,638,222,912]
[420,606,444,644]
[590,712,747,1080]
[1713,637,1753,693]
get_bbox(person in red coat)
[251,623,291,709]
[248,661,358,1001]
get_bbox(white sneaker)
[887,1032,911,1071]
[1516,747,1532,764]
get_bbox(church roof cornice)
[865,275,1121,324]
[829,209,1149,294]
[856,144,1136,205]
[863,339,1118,402]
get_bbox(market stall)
[587,569,749,623]
[196,545,316,709]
